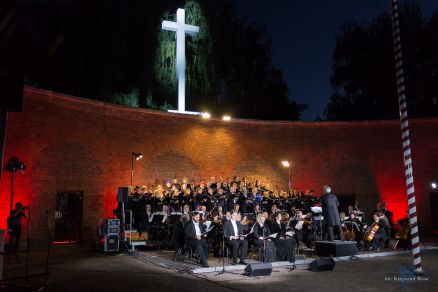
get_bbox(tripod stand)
[1,208,50,290]
[119,205,133,255]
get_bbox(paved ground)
[1,246,436,292]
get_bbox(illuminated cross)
[162,8,199,114]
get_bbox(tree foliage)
[16,0,306,120]
[326,1,438,121]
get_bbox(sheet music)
[285,231,294,237]
[295,221,304,230]
[263,232,278,239]
[202,225,214,235]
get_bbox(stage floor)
[133,245,438,274]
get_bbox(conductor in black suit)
[184,212,209,267]
[320,186,342,241]
[224,210,248,265]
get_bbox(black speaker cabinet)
[309,258,335,272]
[315,241,357,257]
[244,263,272,277]
[117,187,129,202]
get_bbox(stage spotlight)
[222,115,231,121]
[4,157,26,173]
[132,152,143,160]
[432,182,437,190]
[201,112,211,119]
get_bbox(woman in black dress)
[270,212,295,263]
[253,214,277,262]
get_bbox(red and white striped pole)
[389,0,423,274]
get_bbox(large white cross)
[162,8,199,114]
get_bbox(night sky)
[234,0,438,121]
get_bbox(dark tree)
[326,1,438,121]
[9,0,306,120]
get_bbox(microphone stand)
[263,224,266,262]
[215,223,228,275]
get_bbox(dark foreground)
[2,247,437,292]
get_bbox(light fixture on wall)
[4,157,26,213]
[432,182,437,190]
[131,152,143,186]
[281,160,291,194]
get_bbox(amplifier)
[97,218,120,252]
[106,219,120,235]
[104,235,119,252]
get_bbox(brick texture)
[1,87,438,247]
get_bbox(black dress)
[269,221,295,263]
[253,223,277,262]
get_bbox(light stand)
[130,152,143,187]
[10,171,14,213]
[4,157,26,214]
[281,161,291,195]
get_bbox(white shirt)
[231,219,238,237]
[193,221,201,237]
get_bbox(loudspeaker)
[117,187,129,202]
[309,258,335,272]
[244,263,272,277]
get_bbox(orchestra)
[114,176,406,266]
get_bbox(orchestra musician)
[139,204,153,239]
[184,212,209,267]
[394,211,411,249]
[174,214,189,251]
[290,210,310,249]
[368,213,390,251]
[223,210,248,265]
[182,204,191,216]
[270,212,295,263]
[240,214,251,235]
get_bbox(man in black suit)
[224,210,248,265]
[320,186,342,241]
[184,212,209,267]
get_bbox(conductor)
[320,186,342,241]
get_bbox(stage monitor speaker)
[117,187,129,202]
[309,258,335,272]
[244,263,272,277]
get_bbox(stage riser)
[315,241,357,257]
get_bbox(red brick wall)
[1,87,438,246]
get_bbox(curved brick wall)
[1,87,438,245]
